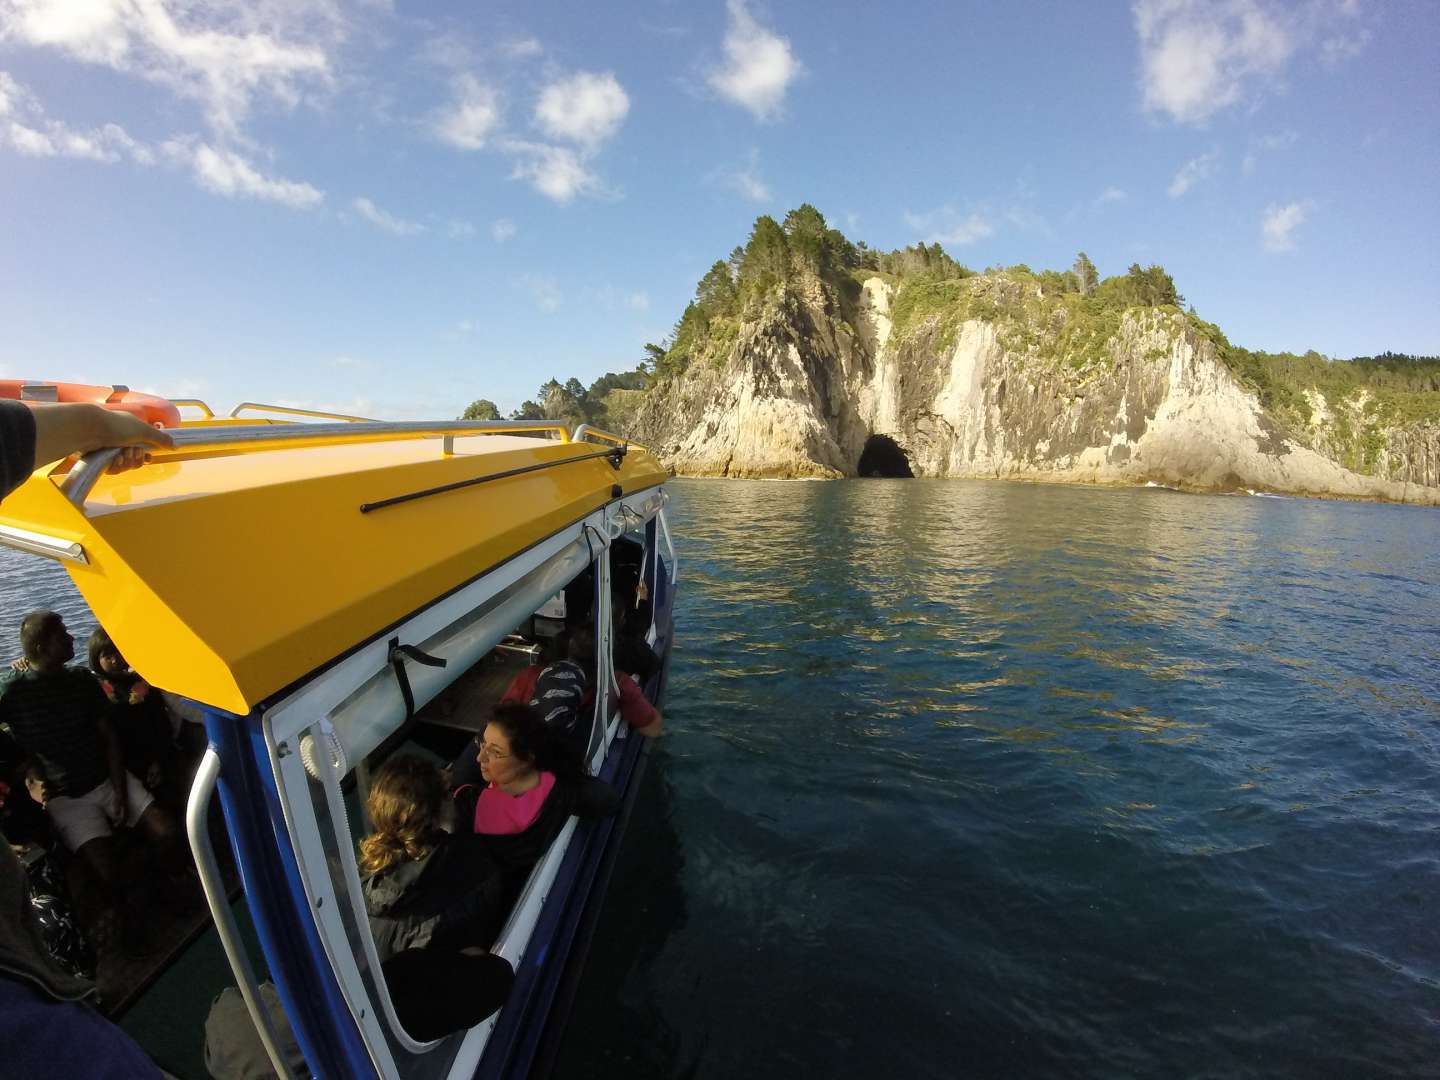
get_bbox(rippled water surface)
[3,479,1436,1078]
[558,479,1438,1079]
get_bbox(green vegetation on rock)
[458,203,1439,482]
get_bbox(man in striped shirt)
[0,611,181,904]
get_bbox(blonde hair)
[357,756,445,878]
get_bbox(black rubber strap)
[360,445,626,514]
[388,638,448,720]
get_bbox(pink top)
[472,771,556,835]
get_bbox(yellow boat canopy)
[0,421,668,716]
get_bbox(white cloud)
[707,0,801,121]
[501,36,543,59]
[352,196,423,236]
[626,291,649,312]
[903,207,994,246]
[0,70,152,163]
[447,219,476,239]
[1320,27,1369,65]
[1134,0,1369,125]
[715,148,770,202]
[1168,150,1219,197]
[433,74,501,150]
[1134,0,1294,124]
[431,67,624,202]
[165,139,323,208]
[328,355,373,370]
[534,71,629,150]
[491,218,517,243]
[0,69,27,115]
[1094,186,1128,206]
[519,272,562,312]
[0,0,337,138]
[1242,129,1297,173]
[1261,200,1312,251]
[501,139,599,203]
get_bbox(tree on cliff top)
[1096,263,1182,308]
[740,214,790,287]
[877,242,970,279]
[461,399,500,420]
[1072,252,1098,296]
[782,203,856,273]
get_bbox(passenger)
[611,582,661,685]
[449,703,618,889]
[498,630,569,709]
[382,946,514,1040]
[0,397,171,504]
[87,630,181,809]
[203,981,308,1080]
[0,611,190,948]
[358,756,508,963]
[0,727,50,849]
[203,948,515,1072]
[567,625,664,738]
[0,843,162,1078]
[0,731,94,981]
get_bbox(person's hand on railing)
[31,402,173,473]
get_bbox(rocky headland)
[609,208,1440,505]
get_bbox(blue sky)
[0,0,1435,419]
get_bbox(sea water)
[2,479,1435,1078]
[558,478,1438,1079]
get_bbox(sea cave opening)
[857,434,914,478]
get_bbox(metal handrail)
[170,398,216,420]
[231,402,375,423]
[571,424,632,448]
[59,419,576,508]
[658,506,679,585]
[187,749,299,1080]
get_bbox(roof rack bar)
[230,402,375,423]
[59,420,574,508]
[571,425,630,447]
[170,398,216,420]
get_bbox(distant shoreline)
[663,470,1440,508]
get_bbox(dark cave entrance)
[857,434,914,478]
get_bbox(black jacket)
[361,834,507,962]
[450,768,620,899]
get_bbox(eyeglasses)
[476,741,510,761]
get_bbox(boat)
[0,394,679,1078]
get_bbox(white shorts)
[47,772,155,853]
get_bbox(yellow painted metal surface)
[0,434,668,715]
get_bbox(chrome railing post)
[186,749,299,1080]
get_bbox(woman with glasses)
[450,703,619,892]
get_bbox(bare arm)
[28,402,173,474]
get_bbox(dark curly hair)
[486,703,584,781]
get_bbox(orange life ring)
[0,380,181,429]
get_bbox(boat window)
[293,718,467,1078]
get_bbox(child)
[87,630,179,807]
